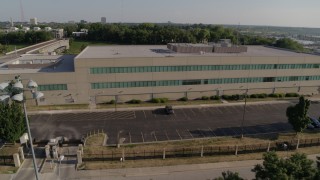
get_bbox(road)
[29,101,320,145]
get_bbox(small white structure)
[22,27,30,32]
[10,27,19,31]
[30,17,38,25]
[44,27,52,31]
[33,27,41,31]
[20,133,29,145]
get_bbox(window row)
[91,76,320,89]
[38,84,68,91]
[90,63,320,74]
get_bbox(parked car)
[309,117,320,128]
[165,105,174,114]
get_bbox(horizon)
[1,0,320,28]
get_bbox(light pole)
[114,91,123,112]
[240,87,248,138]
[0,76,44,180]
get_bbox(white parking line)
[165,130,170,140]
[143,110,147,119]
[153,132,157,141]
[176,129,182,140]
[208,127,216,136]
[186,129,194,138]
[141,132,145,143]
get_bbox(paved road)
[29,102,320,145]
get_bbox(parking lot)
[29,102,320,145]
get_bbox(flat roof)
[0,55,75,74]
[76,45,318,59]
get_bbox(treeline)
[0,31,53,45]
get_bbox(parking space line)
[190,109,196,116]
[176,129,182,140]
[186,129,194,138]
[129,131,132,143]
[141,132,145,143]
[181,109,188,118]
[197,128,206,137]
[143,110,147,119]
[208,127,216,137]
[165,130,170,140]
[153,132,157,142]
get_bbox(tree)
[0,102,26,143]
[286,96,310,134]
[252,152,317,180]
[214,171,244,180]
[275,38,305,52]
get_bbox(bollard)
[296,139,300,150]
[267,142,271,152]
[45,145,50,158]
[79,144,84,155]
[77,150,82,164]
[13,153,21,167]
[122,149,125,162]
[19,147,25,161]
[235,145,238,156]
[163,148,166,160]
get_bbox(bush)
[268,93,279,98]
[179,97,188,101]
[258,93,267,98]
[222,95,230,100]
[160,98,168,103]
[250,94,258,98]
[210,95,220,100]
[109,100,115,104]
[201,96,209,100]
[278,93,285,98]
[127,99,141,104]
[285,93,299,97]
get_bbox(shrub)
[109,100,115,104]
[285,93,299,97]
[250,94,258,98]
[179,97,188,101]
[160,98,168,103]
[151,98,161,103]
[210,95,220,100]
[278,93,285,98]
[268,93,279,98]
[201,96,209,100]
[258,93,267,98]
[127,99,141,104]
[222,95,230,100]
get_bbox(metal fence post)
[296,139,300,150]
[235,145,238,156]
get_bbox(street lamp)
[115,91,123,112]
[0,76,44,180]
[240,87,248,138]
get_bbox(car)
[309,117,320,128]
[165,105,174,114]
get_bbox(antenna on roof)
[20,0,25,22]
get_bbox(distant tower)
[20,0,25,22]
[30,17,38,25]
[101,17,106,24]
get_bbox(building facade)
[0,45,320,105]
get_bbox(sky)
[1,0,320,28]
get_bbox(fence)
[83,137,320,162]
[0,155,14,166]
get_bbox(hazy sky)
[1,0,320,28]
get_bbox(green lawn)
[66,40,111,54]
[6,44,30,52]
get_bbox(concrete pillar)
[235,145,238,156]
[13,153,21,167]
[19,147,25,161]
[77,150,82,164]
[122,149,125,162]
[200,146,204,157]
[267,142,271,152]
[163,148,166,160]
[79,144,83,155]
[296,139,300,150]
[45,145,50,158]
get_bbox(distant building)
[44,27,52,31]
[9,27,19,31]
[80,20,87,24]
[22,27,30,32]
[30,18,38,25]
[72,29,88,37]
[52,29,64,39]
[33,27,41,31]
[101,17,106,24]
[68,21,75,24]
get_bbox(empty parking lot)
[29,102,320,145]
